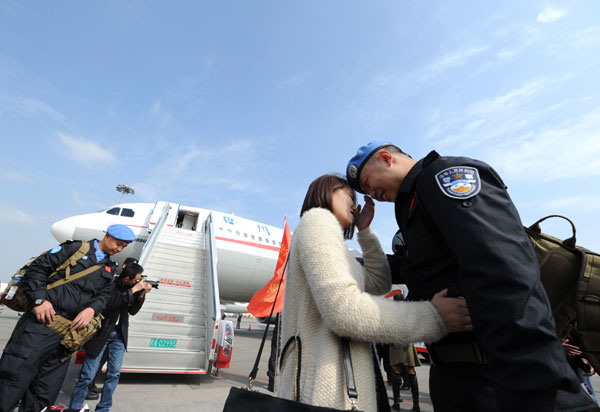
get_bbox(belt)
[427,341,488,365]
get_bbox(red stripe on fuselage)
[215,236,280,252]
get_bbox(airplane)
[50,201,284,311]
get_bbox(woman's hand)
[432,289,472,333]
[355,195,375,231]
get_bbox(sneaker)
[85,392,99,400]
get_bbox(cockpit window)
[106,207,121,215]
[121,208,135,217]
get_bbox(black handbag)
[222,258,363,412]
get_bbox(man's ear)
[377,150,393,167]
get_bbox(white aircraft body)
[50,202,284,306]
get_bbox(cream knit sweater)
[277,208,447,412]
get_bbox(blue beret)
[346,140,393,194]
[106,224,135,242]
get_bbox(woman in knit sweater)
[277,174,471,412]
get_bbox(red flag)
[247,217,292,318]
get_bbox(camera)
[141,276,160,289]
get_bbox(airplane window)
[236,231,240,236]
[244,233,248,238]
[219,227,224,231]
[106,207,120,215]
[279,241,282,246]
[258,237,262,242]
[228,229,232,233]
[272,240,276,245]
[251,235,255,240]
[121,208,135,217]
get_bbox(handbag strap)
[246,257,360,410]
[341,337,359,410]
[248,258,288,389]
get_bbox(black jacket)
[84,280,145,356]
[390,151,584,411]
[23,239,114,318]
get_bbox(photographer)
[70,260,151,412]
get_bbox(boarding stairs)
[122,202,221,374]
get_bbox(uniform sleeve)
[22,241,81,303]
[418,161,573,409]
[294,208,447,344]
[356,227,392,295]
[87,264,115,316]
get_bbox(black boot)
[88,383,102,394]
[408,373,420,412]
[400,368,410,390]
[391,372,403,411]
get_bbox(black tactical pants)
[429,362,498,412]
[429,362,595,412]
[0,312,70,412]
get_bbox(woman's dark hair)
[119,262,144,280]
[300,174,356,239]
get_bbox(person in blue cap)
[0,224,135,412]
[346,142,595,412]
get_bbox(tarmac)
[1,308,599,411]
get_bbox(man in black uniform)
[346,141,595,411]
[0,224,135,412]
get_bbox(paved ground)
[2,310,599,411]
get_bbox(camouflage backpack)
[525,215,600,370]
[0,240,101,312]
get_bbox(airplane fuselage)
[51,202,283,303]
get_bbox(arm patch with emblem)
[435,166,481,199]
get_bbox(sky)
[1,1,599,283]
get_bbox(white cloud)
[21,98,66,122]
[467,80,545,116]
[0,94,67,122]
[370,45,488,93]
[537,7,567,23]
[0,168,31,182]
[281,70,313,86]
[131,182,165,203]
[486,106,600,181]
[57,133,117,166]
[149,99,172,127]
[428,79,548,151]
[419,46,488,82]
[0,202,35,225]
[137,137,273,207]
[544,196,600,213]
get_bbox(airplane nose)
[51,217,76,242]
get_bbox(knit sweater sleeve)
[356,227,392,296]
[296,208,447,344]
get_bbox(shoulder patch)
[435,166,481,199]
[49,246,62,254]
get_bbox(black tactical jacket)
[23,239,115,318]
[85,281,145,356]
[390,150,582,411]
